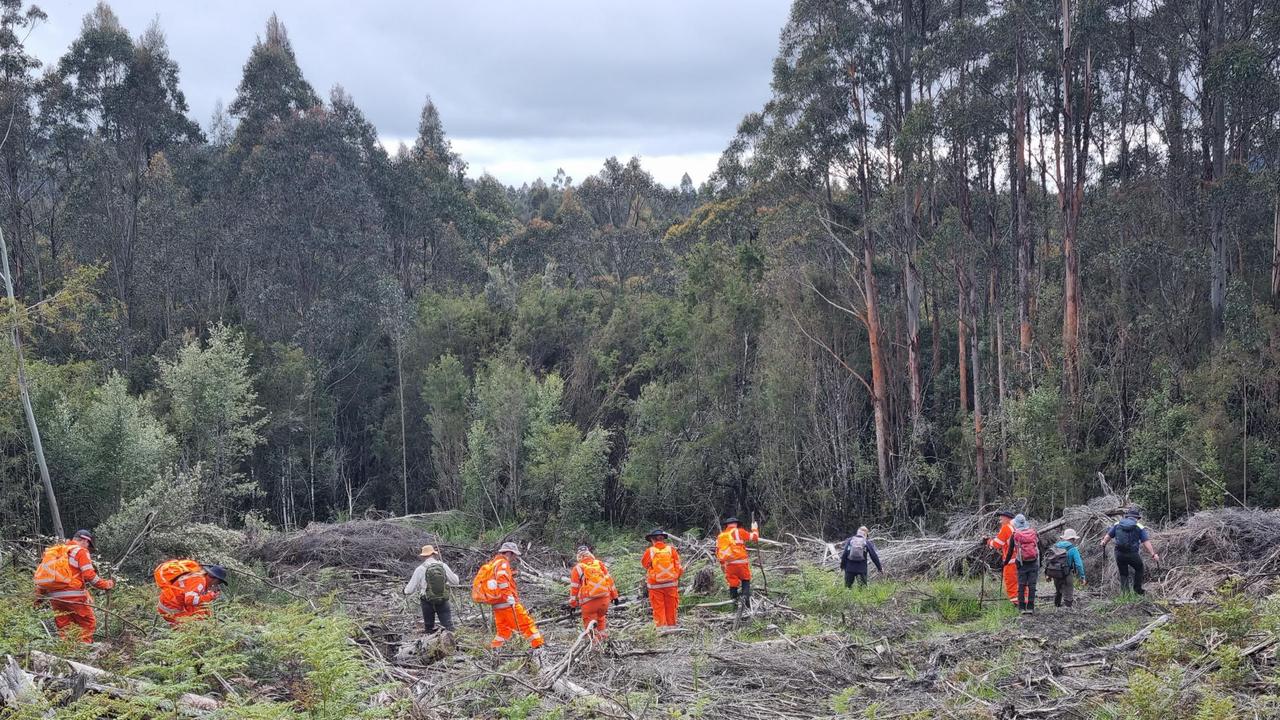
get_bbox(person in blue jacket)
[1100,509,1160,595]
[1044,528,1087,607]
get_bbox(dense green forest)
[0,0,1277,542]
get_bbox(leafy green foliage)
[48,372,176,525]
[160,324,266,514]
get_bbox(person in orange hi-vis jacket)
[567,546,618,642]
[716,517,759,610]
[156,561,227,625]
[476,542,544,651]
[987,510,1018,603]
[33,529,114,643]
[641,529,682,627]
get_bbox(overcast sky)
[28,1,791,187]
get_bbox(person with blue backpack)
[840,526,883,589]
[1100,509,1160,595]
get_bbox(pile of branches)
[1152,507,1280,600]
[255,517,442,572]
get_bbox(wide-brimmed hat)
[575,545,592,558]
[72,529,95,549]
[996,510,1015,519]
[499,541,522,556]
[1061,529,1080,541]
[645,529,668,540]
[1124,508,1142,519]
[1012,514,1030,530]
[205,564,228,582]
[723,517,740,526]
[419,544,438,558]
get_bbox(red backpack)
[1013,529,1040,563]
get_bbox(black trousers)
[420,597,454,631]
[844,567,869,588]
[1016,562,1039,610]
[1115,550,1145,595]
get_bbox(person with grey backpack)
[841,526,883,588]
[404,545,459,633]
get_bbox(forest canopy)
[1,0,1277,542]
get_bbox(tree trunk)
[905,258,923,429]
[398,342,409,516]
[969,274,987,508]
[1015,25,1034,372]
[0,226,62,539]
[866,236,894,503]
[1206,0,1227,341]
[958,278,970,414]
[1271,195,1279,300]
[1060,0,1090,409]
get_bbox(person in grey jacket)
[404,545,459,633]
[840,526,883,588]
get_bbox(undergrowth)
[1090,581,1278,719]
[0,568,403,719]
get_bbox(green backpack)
[423,562,449,602]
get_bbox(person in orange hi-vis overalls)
[156,561,227,625]
[567,546,618,642]
[716,517,759,610]
[476,542,544,652]
[987,511,1018,603]
[33,529,115,643]
[641,529,682,627]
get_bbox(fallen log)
[1099,614,1171,653]
[0,655,42,709]
[27,650,220,712]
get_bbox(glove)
[567,600,578,610]
[611,597,620,606]
[100,579,115,591]
[506,595,516,606]
[751,521,759,532]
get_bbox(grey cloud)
[27,0,790,181]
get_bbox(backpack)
[1013,529,1040,563]
[423,562,448,602]
[578,558,613,597]
[844,536,868,563]
[1113,521,1142,551]
[471,558,502,604]
[155,559,203,590]
[717,529,746,563]
[33,543,80,592]
[1044,546,1071,579]
[648,545,679,583]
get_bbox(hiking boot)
[1020,609,1032,616]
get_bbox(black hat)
[72,529,95,549]
[1124,508,1142,519]
[645,529,668,540]
[996,510,1015,519]
[723,517,740,526]
[205,564,228,582]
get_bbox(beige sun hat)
[1061,529,1080,541]
[419,544,437,558]
[499,541,522,556]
